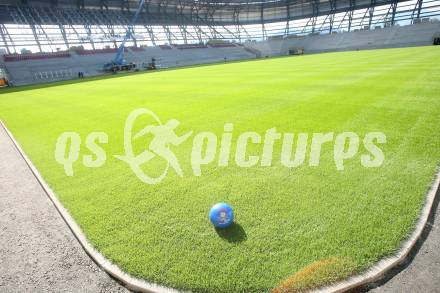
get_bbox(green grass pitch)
[1,46,440,292]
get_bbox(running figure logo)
[115,108,192,184]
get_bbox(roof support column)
[77,0,84,9]
[411,0,423,22]
[84,24,96,50]
[233,7,241,42]
[177,0,187,44]
[416,0,423,19]
[0,24,11,54]
[144,25,157,45]
[100,0,108,10]
[30,24,43,53]
[368,0,376,29]
[390,0,397,25]
[205,4,221,41]
[348,0,355,32]
[121,0,130,12]
[143,0,157,46]
[106,24,118,48]
[260,4,266,39]
[59,24,70,49]
[329,0,336,34]
[284,0,290,36]
[313,0,319,33]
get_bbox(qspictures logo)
[55,108,386,184]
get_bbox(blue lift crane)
[104,0,146,72]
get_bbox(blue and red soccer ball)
[209,203,234,228]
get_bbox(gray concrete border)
[1,119,439,293]
[0,120,178,293]
[317,171,440,292]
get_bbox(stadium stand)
[0,0,439,86]
[1,45,255,85]
[2,21,440,86]
[246,21,440,57]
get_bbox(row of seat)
[4,52,70,62]
[75,47,147,55]
[76,48,120,55]
[3,46,149,62]
[209,43,237,48]
[174,44,209,50]
[159,43,236,50]
[129,46,146,51]
[159,45,173,50]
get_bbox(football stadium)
[0,0,439,292]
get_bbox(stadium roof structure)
[0,0,408,25]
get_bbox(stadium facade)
[0,0,438,53]
[0,0,438,87]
